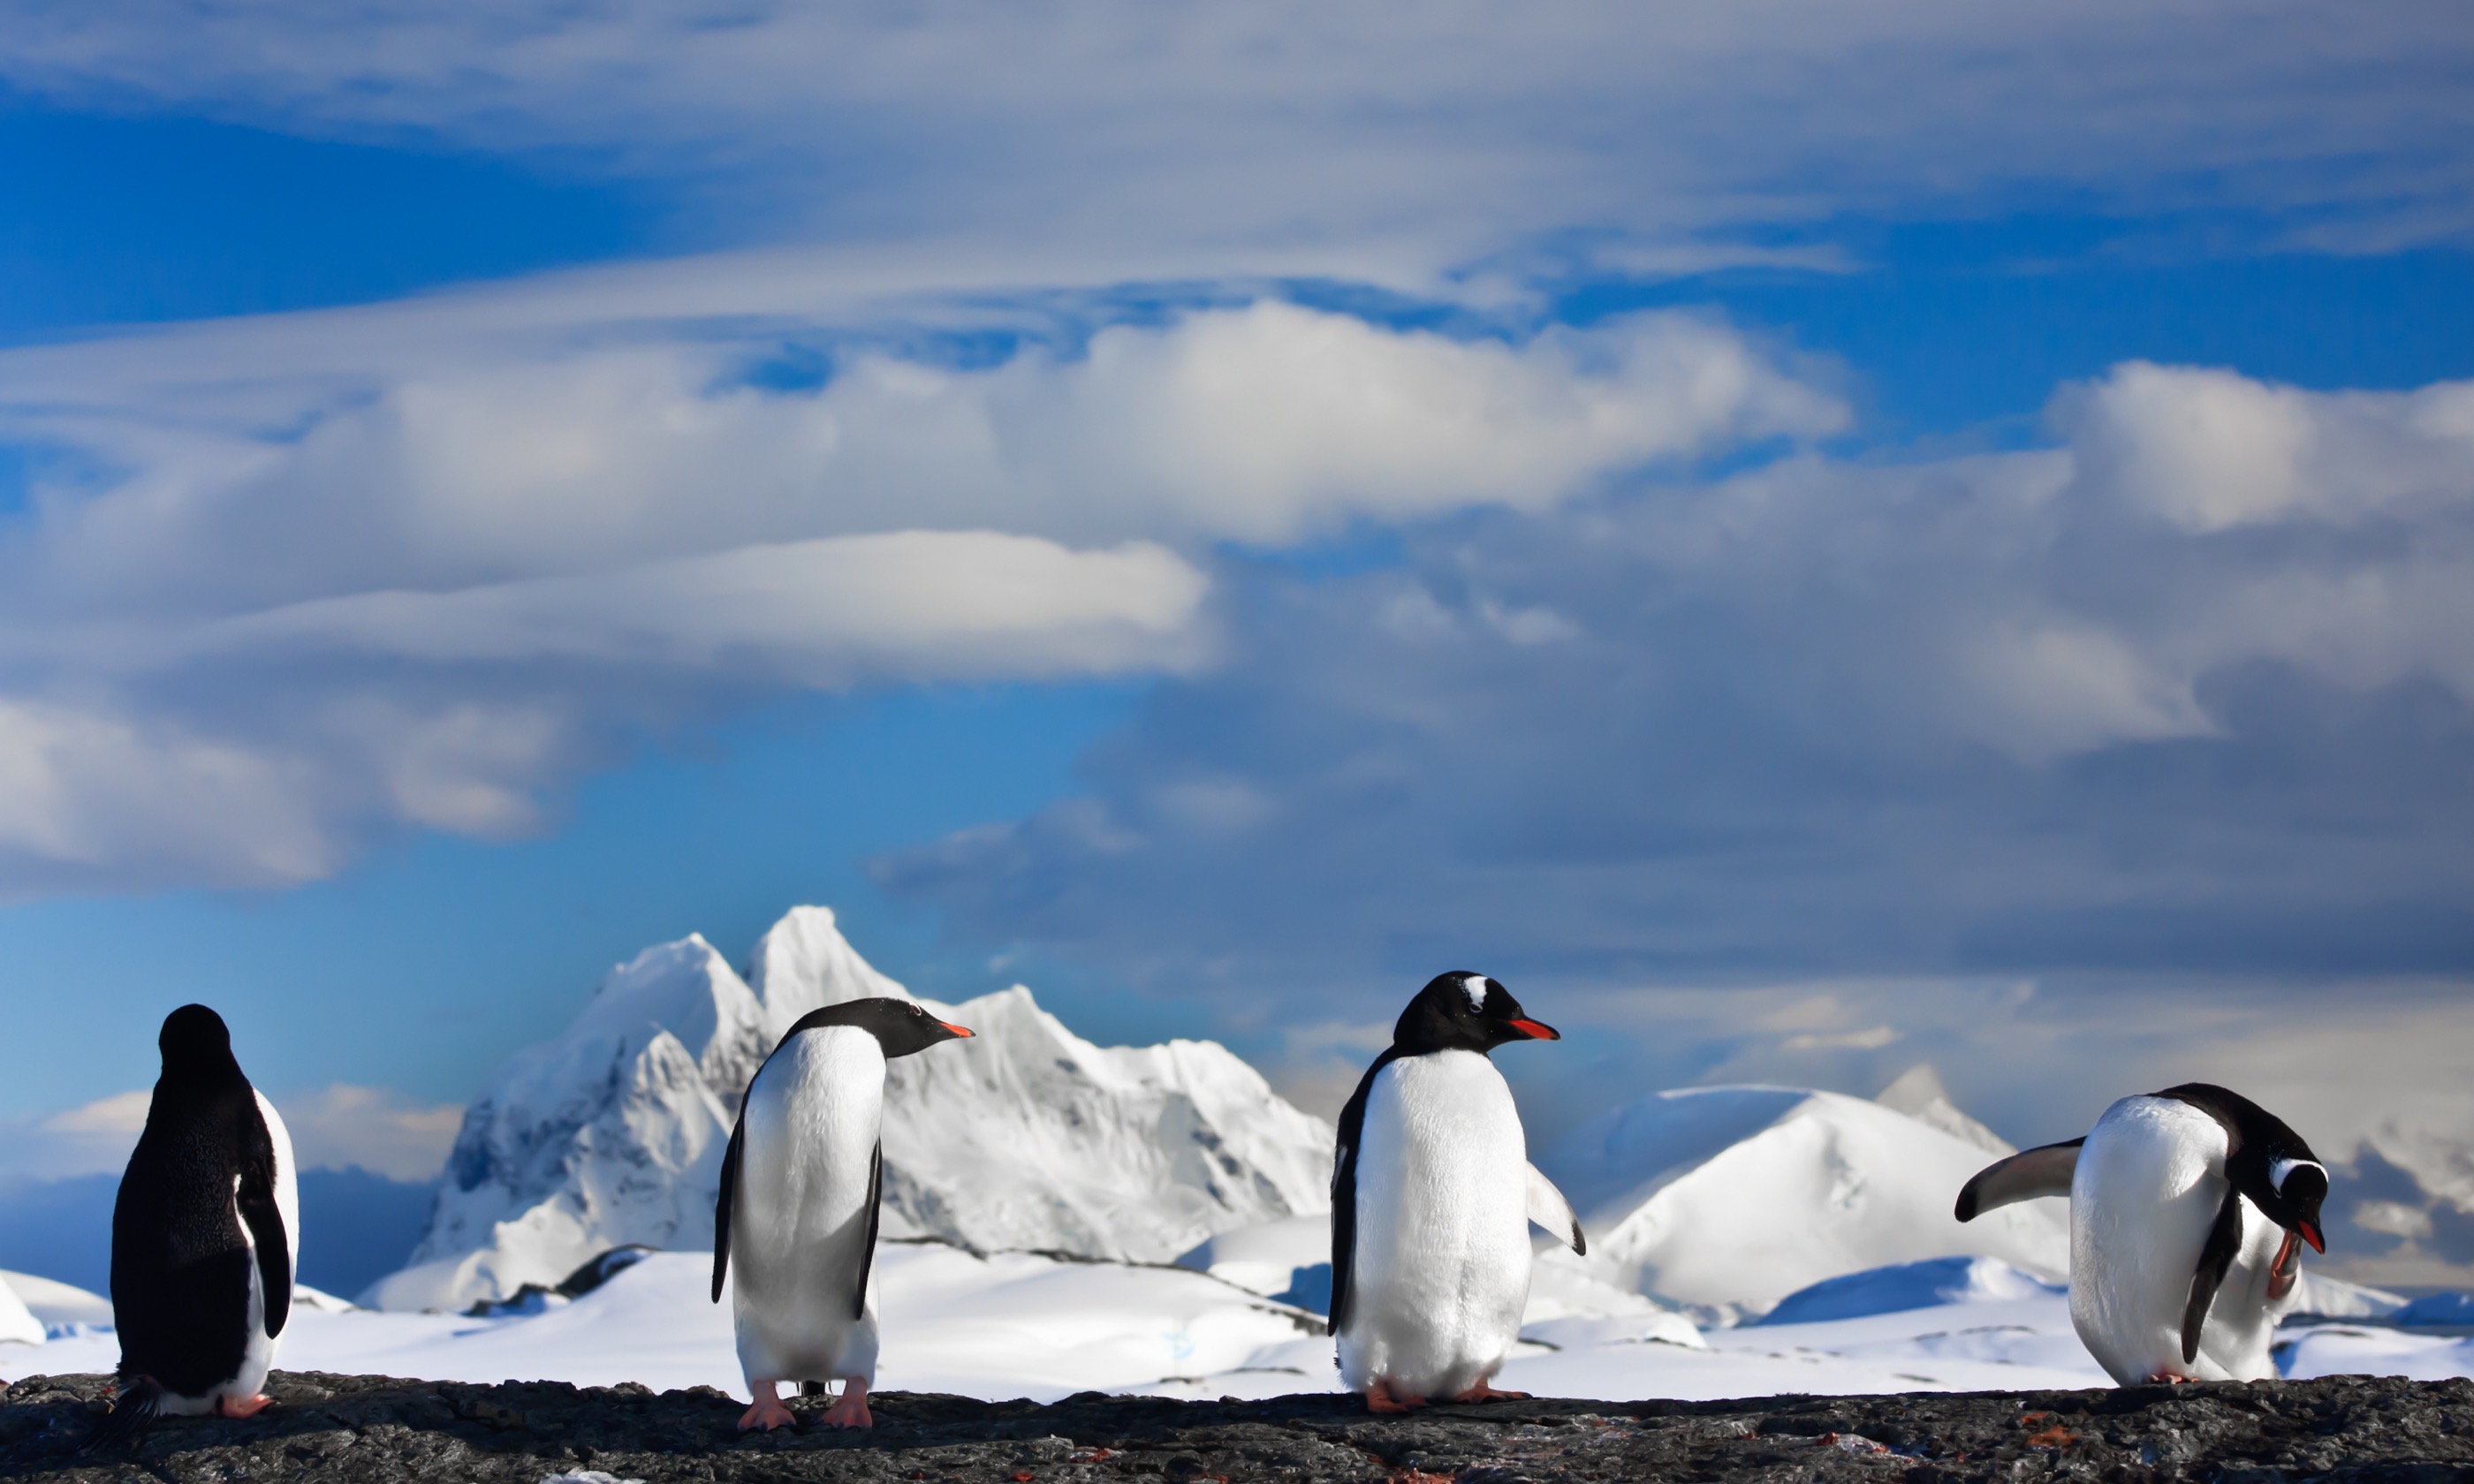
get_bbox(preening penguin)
[103,1005,299,1440]
[1956,1081,2327,1384]
[712,997,974,1432]
[1330,972,1584,1414]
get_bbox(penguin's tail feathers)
[82,1374,163,1454]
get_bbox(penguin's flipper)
[2182,1185,2247,1365]
[851,1140,884,1322]
[711,1111,746,1303]
[1954,1138,2084,1222]
[234,1129,291,1338]
[1327,1050,1397,1338]
[1524,1162,1586,1255]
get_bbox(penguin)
[1955,1081,2327,1384]
[102,1004,299,1440]
[711,996,974,1432]
[1329,972,1586,1413]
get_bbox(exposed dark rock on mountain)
[7,1371,2473,1483]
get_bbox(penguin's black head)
[1393,972,1559,1056]
[2157,1081,2327,1253]
[2265,1158,2330,1254]
[792,996,975,1060]
[157,1003,235,1071]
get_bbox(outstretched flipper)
[1954,1139,2084,1222]
[710,1113,746,1302]
[2182,1185,2246,1365]
[1524,1162,1586,1255]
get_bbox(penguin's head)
[1394,972,1560,1056]
[2165,1082,2330,1254]
[814,996,976,1060]
[2263,1156,2330,1254]
[156,1003,235,1071]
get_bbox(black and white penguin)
[1955,1081,2327,1384]
[1330,972,1585,1412]
[104,1004,299,1438]
[710,996,974,1432]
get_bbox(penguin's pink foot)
[1363,1379,1428,1414]
[2144,1372,2188,1385]
[738,1381,797,1432]
[821,1376,872,1429]
[1449,1381,1530,1404]
[216,1393,275,1419]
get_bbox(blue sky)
[1,4,2471,1208]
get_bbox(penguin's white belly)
[732,1027,884,1386]
[2192,1185,2296,1380]
[1339,1051,1532,1400]
[164,1093,300,1414]
[2069,1095,2280,1383]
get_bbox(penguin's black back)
[111,1006,287,1398]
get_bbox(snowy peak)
[874,985,1333,1261]
[1537,1085,2068,1311]
[573,934,770,1095]
[1874,1064,2013,1157]
[373,906,1334,1312]
[748,905,914,1038]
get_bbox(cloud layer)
[878,360,2474,992]
[3,3,2469,270]
[0,302,1825,892]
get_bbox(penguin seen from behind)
[1956,1081,2326,1384]
[712,996,975,1431]
[104,1004,299,1440]
[1330,972,1586,1413]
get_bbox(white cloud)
[2063,362,2474,533]
[277,1085,464,1182]
[0,2,2464,268]
[0,299,1828,892]
[876,360,2474,1013]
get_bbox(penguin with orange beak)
[1329,972,1584,1412]
[1956,1081,2327,1384]
[712,997,974,1430]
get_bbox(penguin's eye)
[2271,1157,2325,1197]
[1461,976,1489,1013]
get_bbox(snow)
[2,1269,109,1333]
[1537,1086,2069,1312]
[11,1246,2470,1402]
[0,1276,38,1347]
[2280,1323,2474,1381]
[1757,1257,2064,1327]
[380,907,1333,1310]
[1175,1214,1327,1298]
[1873,1064,2012,1156]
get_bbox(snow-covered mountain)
[1534,1084,2070,1315]
[368,907,1333,1311]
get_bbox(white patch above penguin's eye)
[1461,974,1491,1013]
[2271,1157,2326,1194]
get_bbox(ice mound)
[1537,1084,2069,1310]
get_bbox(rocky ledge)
[5,1372,2473,1483]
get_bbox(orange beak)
[1506,1018,1560,1041]
[941,1022,975,1038]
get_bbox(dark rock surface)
[7,1371,2474,1483]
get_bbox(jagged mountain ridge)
[369,907,1333,1310]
